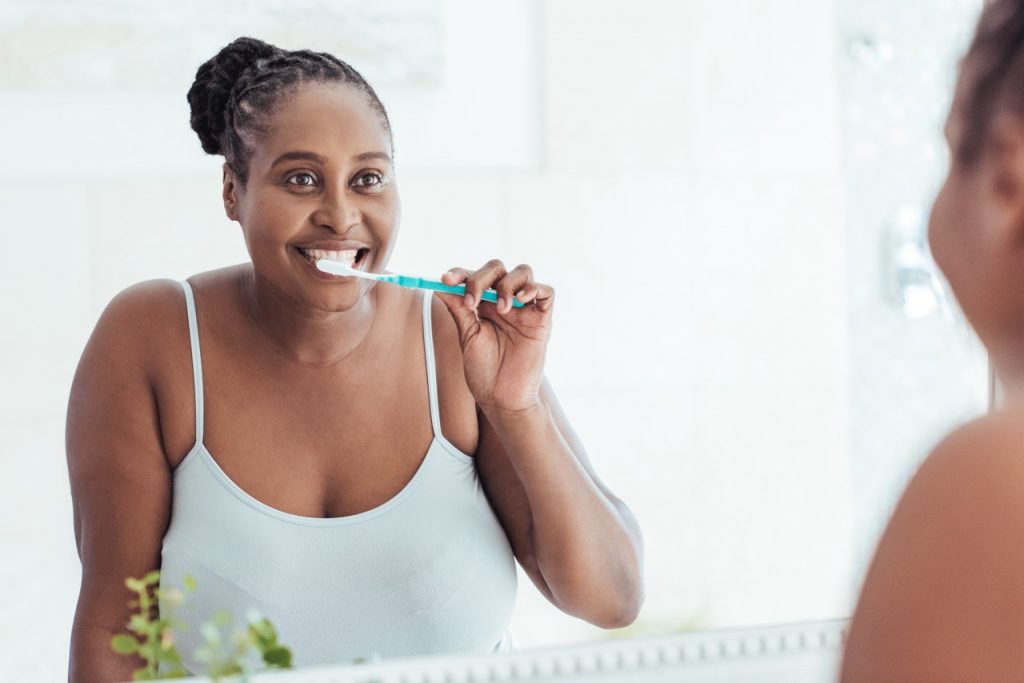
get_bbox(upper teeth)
[304,248,358,266]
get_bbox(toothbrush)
[315,259,525,308]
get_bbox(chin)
[313,283,375,313]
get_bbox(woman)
[66,37,644,681]
[842,2,1024,680]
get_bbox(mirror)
[0,0,991,679]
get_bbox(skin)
[841,57,1024,681]
[66,82,644,682]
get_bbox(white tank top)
[160,280,518,673]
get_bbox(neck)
[988,332,1024,407]
[239,267,378,367]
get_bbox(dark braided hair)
[957,0,1024,164]
[187,36,393,188]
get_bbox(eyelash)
[285,171,385,191]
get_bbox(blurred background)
[0,0,990,679]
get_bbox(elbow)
[586,577,646,629]
[591,593,644,629]
[599,543,646,629]
[538,523,647,629]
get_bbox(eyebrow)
[270,150,392,168]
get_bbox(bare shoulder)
[907,411,1024,520]
[427,292,478,454]
[841,411,1024,681]
[89,279,189,358]
[68,277,189,484]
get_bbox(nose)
[312,185,361,234]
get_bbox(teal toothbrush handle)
[390,275,525,307]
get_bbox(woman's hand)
[435,259,554,415]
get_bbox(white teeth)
[303,248,359,266]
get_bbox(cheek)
[244,196,301,241]
[371,193,401,242]
[927,172,974,283]
[927,180,954,273]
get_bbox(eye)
[352,171,385,190]
[286,172,318,187]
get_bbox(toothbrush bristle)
[315,259,350,274]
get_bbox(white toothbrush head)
[315,259,377,279]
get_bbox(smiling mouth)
[296,247,370,270]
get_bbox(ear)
[984,113,1024,244]
[222,162,240,221]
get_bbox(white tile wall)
[88,179,249,306]
[0,185,94,419]
[834,0,989,577]
[541,0,694,173]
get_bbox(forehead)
[252,83,390,165]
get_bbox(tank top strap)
[421,291,443,438]
[179,280,205,445]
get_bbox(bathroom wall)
[833,0,988,578]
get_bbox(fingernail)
[498,296,507,311]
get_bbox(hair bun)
[187,37,280,155]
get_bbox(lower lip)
[294,249,366,281]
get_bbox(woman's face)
[226,82,400,312]
[928,71,1009,344]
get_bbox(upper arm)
[841,417,1024,682]
[67,280,181,679]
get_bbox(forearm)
[485,401,645,627]
[69,623,140,683]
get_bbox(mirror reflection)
[0,0,993,681]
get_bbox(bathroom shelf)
[179,619,848,683]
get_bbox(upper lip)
[294,240,370,252]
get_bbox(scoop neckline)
[177,438,445,527]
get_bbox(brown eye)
[286,172,317,187]
[352,172,384,189]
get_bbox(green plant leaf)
[248,619,275,646]
[211,610,233,628]
[111,634,139,655]
[201,622,221,644]
[117,571,297,680]
[262,646,292,668]
[209,660,244,678]
[128,614,149,634]
[140,640,161,663]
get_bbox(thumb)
[434,291,480,340]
